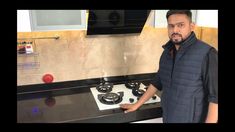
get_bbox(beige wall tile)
[17,26,218,86]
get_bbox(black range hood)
[87,10,151,35]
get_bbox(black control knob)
[152,95,157,100]
[137,97,140,100]
[129,98,134,103]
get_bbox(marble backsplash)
[17,26,217,86]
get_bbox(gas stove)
[90,83,161,111]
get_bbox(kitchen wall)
[17,12,218,86]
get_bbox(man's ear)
[190,22,195,30]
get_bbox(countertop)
[17,73,162,123]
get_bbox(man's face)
[167,14,195,45]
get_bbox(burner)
[125,82,140,89]
[96,83,113,93]
[98,92,123,105]
[132,88,145,97]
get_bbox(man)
[120,10,218,123]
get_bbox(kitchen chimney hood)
[87,10,151,35]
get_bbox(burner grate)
[98,92,123,105]
[96,83,113,93]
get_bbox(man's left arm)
[202,48,218,123]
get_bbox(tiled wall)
[17,26,217,86]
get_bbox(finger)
[120,104,129,108]
[120,105,128,109]
[125,109,133,113]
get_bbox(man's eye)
[178,24,184,28]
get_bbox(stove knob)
[152,95,157,100]
[137,97,140,100]
[129,98,134,103]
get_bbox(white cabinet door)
[29,10,86,31]
[154,10,197,28]
[154,10,168,28]
[17,10,31,32]
[196,10,218,28]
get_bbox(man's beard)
[170,33,184,45]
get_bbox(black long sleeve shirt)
[151,47,218,104]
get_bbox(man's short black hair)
[166,10,192,22]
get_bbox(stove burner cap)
[125,82,140,89]
[98,92,123,105]
[132,88,145,97]
[96,83,113,93]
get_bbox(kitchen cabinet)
[196,10,218,28]
[29,10,86,31]
[154,10,197,28]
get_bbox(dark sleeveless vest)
[159,32,212,123]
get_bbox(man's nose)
[173,26,180,33]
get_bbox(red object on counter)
[42,74,54,83]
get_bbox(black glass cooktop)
[17,91,102,123]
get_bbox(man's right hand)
[120,84,158,113]
[120,103,139,113]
